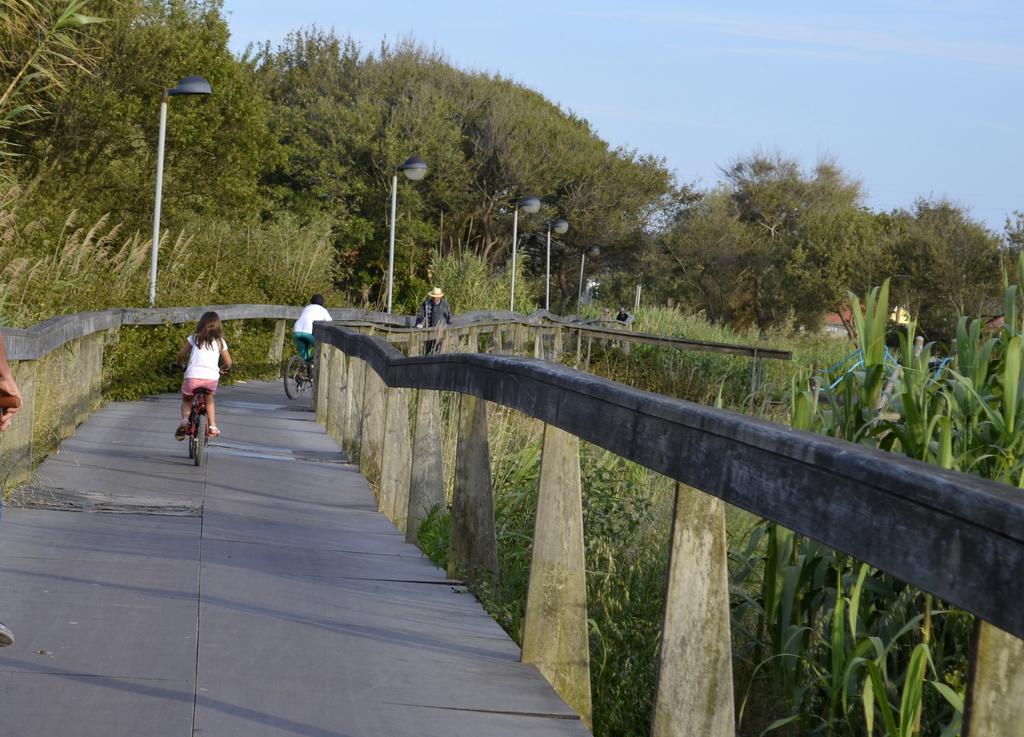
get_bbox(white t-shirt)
[293,304,332,334]
[184,335,228,381]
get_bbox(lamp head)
[551,218,569,235]
[398,155,428,181]
[518,196,541,214]
[168,75,212,96]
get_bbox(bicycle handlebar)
[0,395,22,410]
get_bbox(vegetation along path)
[0,381,589,737]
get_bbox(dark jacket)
[416,298,453,328]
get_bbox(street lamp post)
[510,195,541,311]
[577,245,600,313]
[148,75,212,307]
[386,155,428,313]
[545,218,569,311]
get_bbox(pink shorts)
[181,378,219,398]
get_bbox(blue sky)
[222,0,1023,232]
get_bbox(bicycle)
[284,353,314,399]
[185,388,212,466]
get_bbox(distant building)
[821,304,910,339]
[823,305,854,338]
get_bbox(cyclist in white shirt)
[293,294,332,362]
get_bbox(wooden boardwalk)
[0,382,590,737]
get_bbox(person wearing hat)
[415,287,454,354]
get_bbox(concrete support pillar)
[0,360,38,489]
[269,319,287,375]
[406,389,445,544]
[379,386,412,532]
[521,424,593,728]
[965,622,1024,736]
[651,482,736,737]
[448,394,497,581]
[344,357,366,463]
[359,367,387,489]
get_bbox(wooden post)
[749,350,760,410]
[314,342,331,427]
[534,328,544,359]
[448,394,498,581]
[379,386,412,532]
[359,367,387,490]
[513,324,526,355]
[466,326,479,354]
[552,327,563,361]
[58,339,79,440]
[964,622,1024,736]
[328,348,347,444]
[584,336,593,371]
[521,424,593,728]
[88,331,105,415]
[490,326,503,354]
[268,318,287,376]
[344,357,366,463]
[651,483,736,737]
[406,389,445,544]
[575,329,582,366]
[0,360,37,488]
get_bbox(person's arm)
[220,341,233,372]
[0,335,23,432]
[415,300,426,328]
[175,340,191,368]
[443,302,453,324]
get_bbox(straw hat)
[428,287,444,298]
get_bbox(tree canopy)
[0,1,1019,335]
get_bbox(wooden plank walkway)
[0,382,591,737]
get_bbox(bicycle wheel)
[187,413,197,459]
[194,413,207,467]
[295,360,312,396]
[284,354,304,399]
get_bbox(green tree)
[16,0,276,227]
[887,199,1006,339]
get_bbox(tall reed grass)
[0,188,342,325]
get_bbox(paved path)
[0,382,590,737]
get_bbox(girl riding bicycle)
[175,311,232,440]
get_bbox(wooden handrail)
[314,321,1024,639]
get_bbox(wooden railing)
[312,318,1024,736]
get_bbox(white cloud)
[571,8,1024,68]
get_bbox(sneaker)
[174,422,189,441]
[0,622,14,647]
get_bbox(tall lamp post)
[510,195,541,311]
[545,218,569,311]
[577,244,600,313]
[148,75,212,307]
[386,155,428,313]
